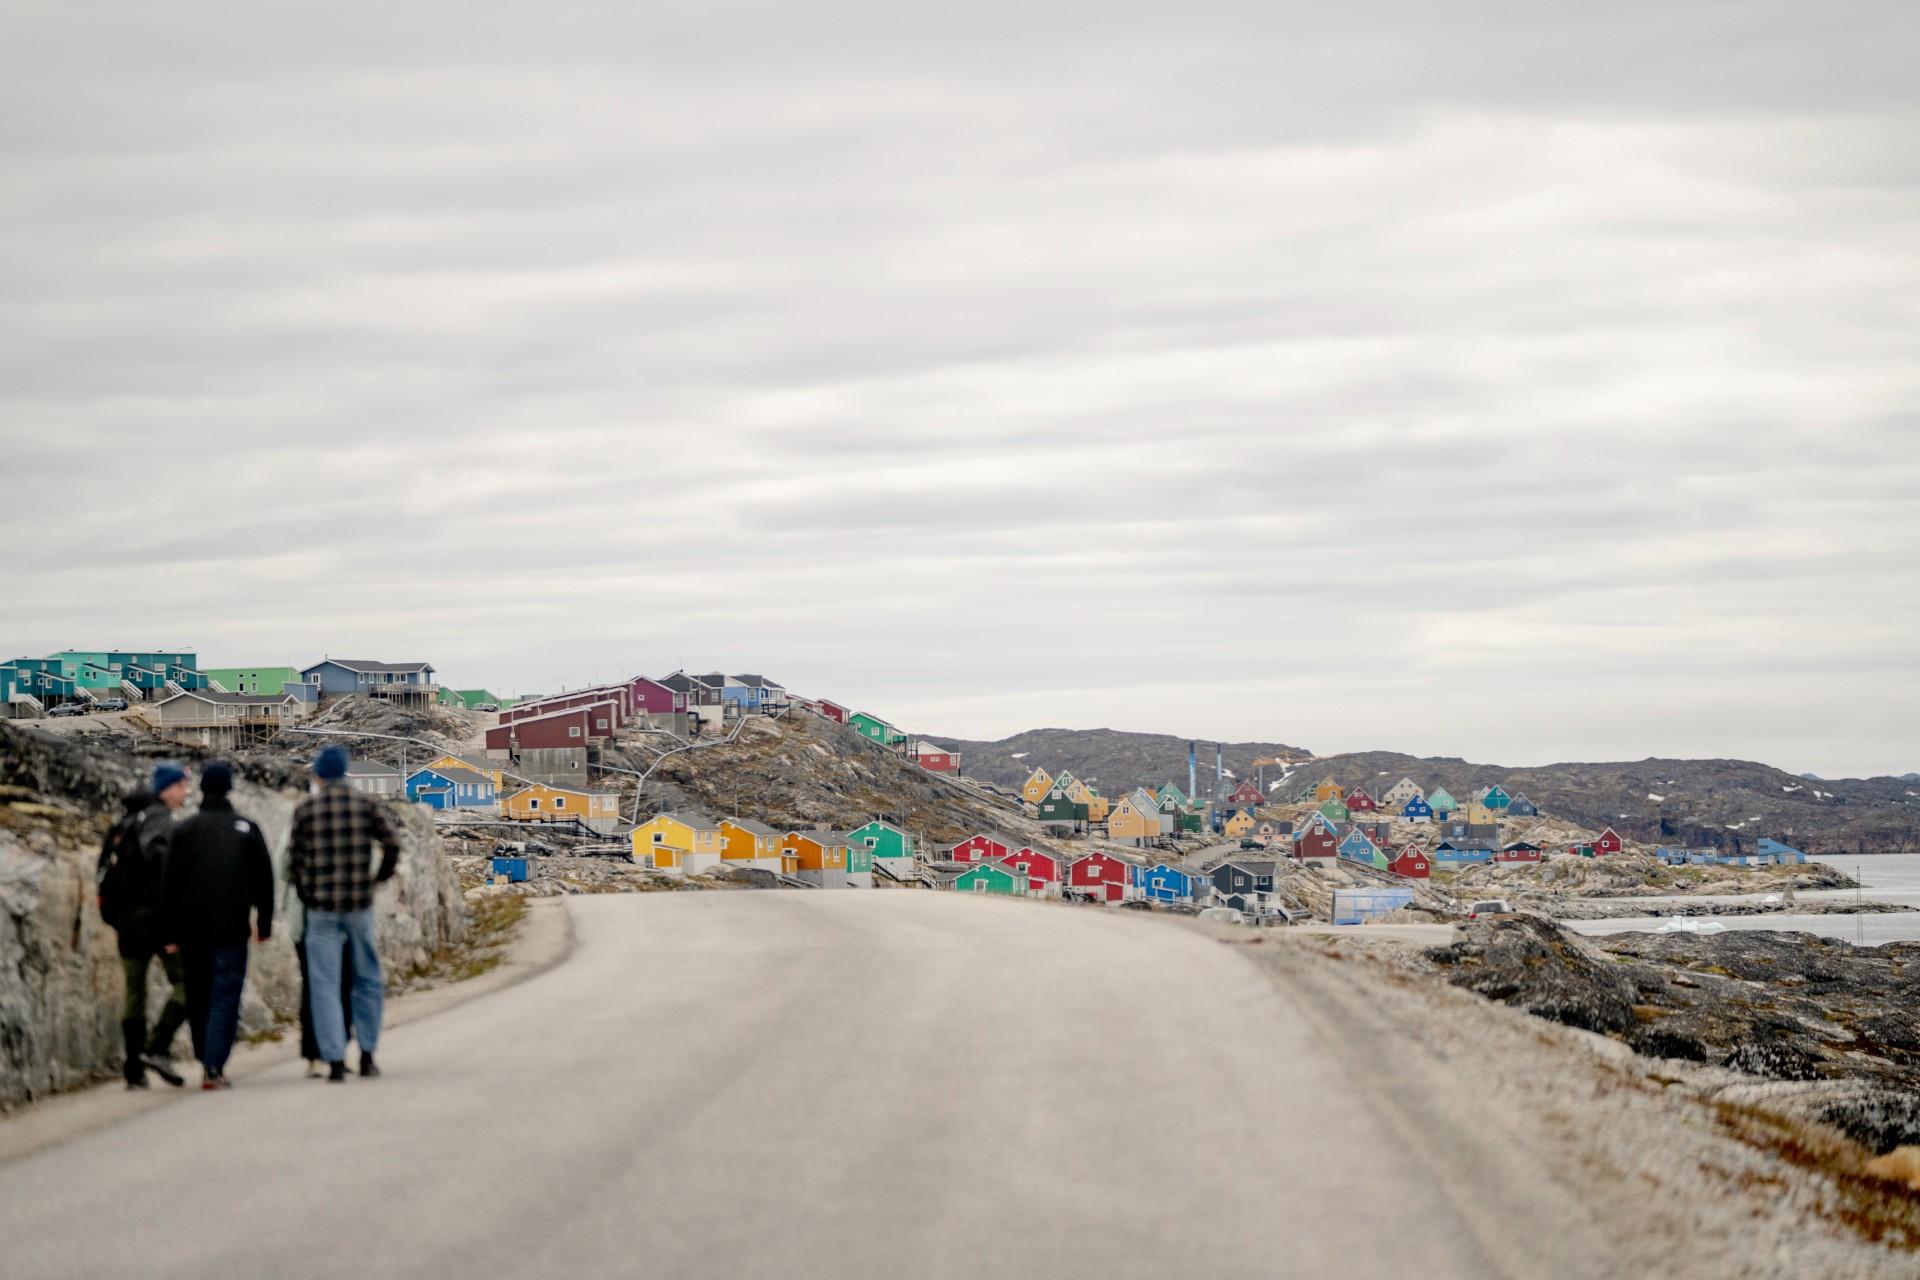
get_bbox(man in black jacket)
[111,762,194,1089]
[165,762,274,1089]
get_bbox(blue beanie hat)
[151,761,187,794]
[313,745,351,780]
[201,761,234,798]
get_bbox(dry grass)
[394,895,527,991]
[1714,1100,1920,1250]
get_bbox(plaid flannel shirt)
[288,780,402,913]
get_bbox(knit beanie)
[151,761,187,794]
[200,761,234,800]
[313,745,351,780]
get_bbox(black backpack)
[95,805,147,931]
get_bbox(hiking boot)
[141,1054,185,1088]
[327,1061,349,1082]
[359,1052,380,1079]
[125,1075,150,1091]
[200,1071,231,1091]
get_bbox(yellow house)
[1223,810,1256,839]
[719,818,784,871]
[1108,797,1159,845]
[1467,801,1499,827]
[1064,778,1093,805]
[1313,778,1345,804]
[1084,789,1110,823]
[503,783,621,832]
[1021,767,1055,806]
[629,813,724,872]
[424,752,506,789]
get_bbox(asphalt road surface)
[0,893,1532,1279]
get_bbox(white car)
[1197,906,1246,925]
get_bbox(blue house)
[1757,839,1807,864]
[1480,784,1512,811]
[1337,829,1383,868]
[1506,793,1539,817]
[1141,864,1197,903]
[1402,796,1433,822]
[1431,841,1493,869]
[300,659,436,698]
[405,767,497,810]
[730,674,785,712]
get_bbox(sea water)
[1568,852,1920,946]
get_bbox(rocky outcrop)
[0,722,466,1108]
[1424,914,1639,1035]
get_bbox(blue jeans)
[185,942,250,1074]
[304,908,383,1063]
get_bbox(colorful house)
[630,677,688,718]
[1222,810,1256,840]
[1593,827,1624,856]
[1337,828,1382,868]
[910,740,961,773]
[1037,787,1090,826]
[1466,801,1500,827]
[1318,798,1350,823]
[720,819,784,874]
[1108,795,1162,846]
[1431,842,1493,869]
[1756,838,1807,864]
[1389,845,1431,879]
[1401,796,1434,823]
[1207,860,1276,913]
[1345,787,1377,813]
[629,813,724,872]
[1066,852,1131,903]
[948,833,1016,865]
[810,699,850,724]
[848,712,906,746]
[1254,819,1290,848]
[502,783,621,833]
[202,666,302,697]
[1141,864,1199,904]
[952,860,1026,896]
[1226,779,1265,807]
[424,752,507,789]
[1002,847,1062,895]
[1020,768,1056,805]
[1292,814,1340,859]
[404,767,497,810]
[1382,778,1424,808]
[1083,788,1111,824]
[1313,778,1345,804]
[1496,842,1543,864]
[1157,782,1189,809]
[1506,793,1540,818]
[844,819,914,866]
[1480,784,1512,812]
[298,659,436,700]
[784,829,863,887]
[1427,788,1459,815]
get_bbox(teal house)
[953,861,1025,896]
[845,820,914,862]
[849,712,905,745]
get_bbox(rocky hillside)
[931,727,1311,796]
[1285,750,1920,854]
[0,721,467,1108]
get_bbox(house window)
[569,727,581,738]
[529,799,541,811]
[554,797,566,809]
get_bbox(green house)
[450,688,508,709]
[202,666,302,696]
[954,862,1024,896]
[849,712,906,745]
[845,820,914,861]
[1318,798,1350,822]
[1157,782,1189,809]
[1038,790,1088,824]
[1428,788,1459,815]
[1178,812,1204,834]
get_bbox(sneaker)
[125,1075,150,1091]
[305,1060,325,1079]
[359,1052,380,1079]
[327,1061,349,1083]
[141,1054,185,1088]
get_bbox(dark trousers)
[184,942,250,1074]
[295,937,355,1063]
[119,948,189,1082]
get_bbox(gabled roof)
[641,811,721,832]
[303,659,433,674]
[723,817,779,837]
[347,759,401,777]
[432,751,498,774]
[160,689,296,706]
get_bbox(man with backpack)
[97,762,194,1089]
[165,762,274,1090]
[288,745,402,1082]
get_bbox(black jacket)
[115,801,176,957]
[165,798,275,947]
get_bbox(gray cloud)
[3,2,1918,776]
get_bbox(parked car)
[95,697,128,712]
[473,703,499,712]
[1238,838,1261,849]
[47,702,89,717]
[1467,899,1513,918]
[1197,906,1246,925]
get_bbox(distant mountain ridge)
[931,728,1920,853]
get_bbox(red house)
[630,677,686,716]
[1389,845,1431,878]
[1003,847,1061,892]
[1292,817,1339,859]
[1226,779,1264,807]
[948,833,1014,865]
[811,699,849,724]
[1346,788,1377,813]
[504,689,626,726]
[1593,827,1624,857]
[1067,852,1129,903]
[911,741,961,773]
[485,707,595,753]
[1496,842,1543,864]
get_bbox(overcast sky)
[4,2,1918,776]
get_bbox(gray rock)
[1424,914,1639,1036]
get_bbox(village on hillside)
[2,648,1821,920]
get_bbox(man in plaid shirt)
[290,745,402,1082]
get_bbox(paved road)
[0,893,1516,1279]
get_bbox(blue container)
[490,857,530,883]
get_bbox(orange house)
[1313,778,1345,804]
[502,783,621,833]
[720,818,783,872]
